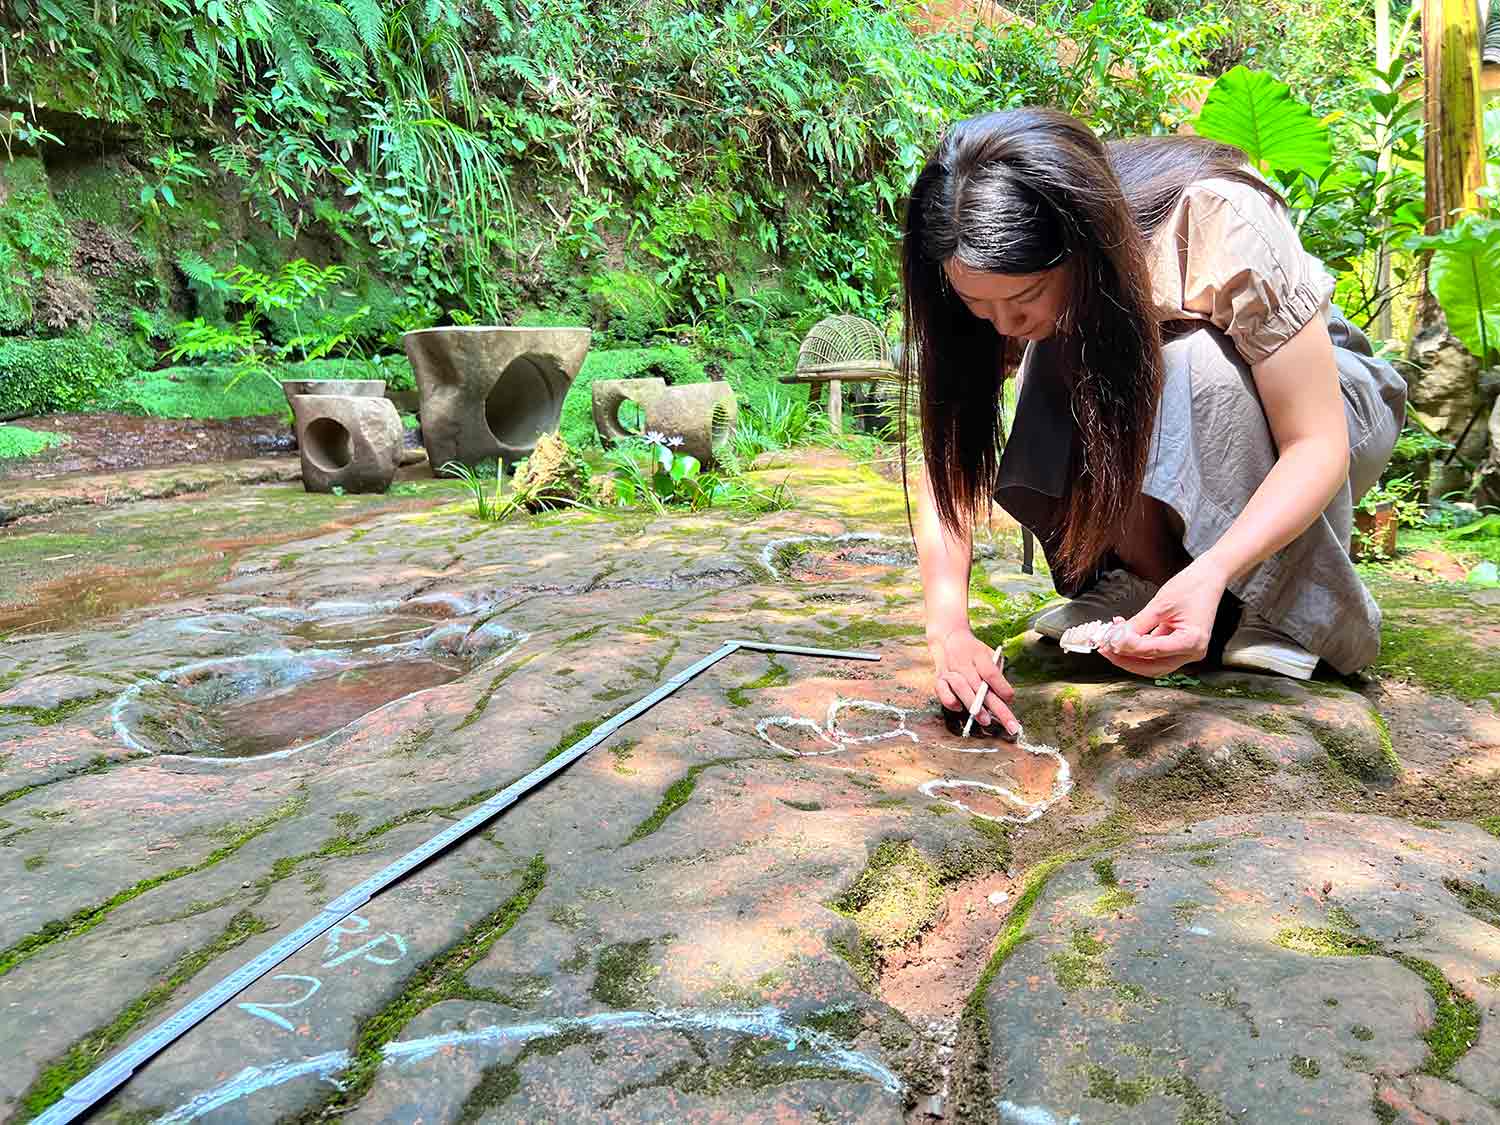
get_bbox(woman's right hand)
[928,626,1020,736]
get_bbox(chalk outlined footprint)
[756,697,1072,825]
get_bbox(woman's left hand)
[1099,558,1228,677]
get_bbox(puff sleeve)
[1147,177,1335,366]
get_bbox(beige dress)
[994,176,1408,673]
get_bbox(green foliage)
[1357,474,1424,527]
[1193,66,1331,179]
[3,0,1217,330]
[95,357,398,419]
[0,157,73,331]
[0,333,136,417]
[1406,216,1500,367]
[167,259,365,390]
[733,383,822,461]
[0,424,68,460]
[604,435,792,515]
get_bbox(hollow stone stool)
[289,394,403,494]
[643,382,737,467]
[402,326,591,471]
[591,377,668,448]
[280,378,385,404]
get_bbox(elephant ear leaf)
[1193,65,1332,180]
[1407,218,1500,366]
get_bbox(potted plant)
[1353,474,1423,560]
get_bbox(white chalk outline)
[153,1005,902,1122]
[757,696,1072,825]
[110,604,527,763]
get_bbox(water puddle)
[762,533,918,584]
[114,607,520,761]
[208,656,466,758]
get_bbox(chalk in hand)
[962,644,1005,738]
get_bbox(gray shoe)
[1031,570,1160,641]
[1221,612,1318,680]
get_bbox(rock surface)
[0,449,1494,1123]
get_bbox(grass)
[18,910,269,1118]
[0,424,68,460]
[94,356,407,419]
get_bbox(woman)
[903,108,1407,736]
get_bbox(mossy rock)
[829,839,944,956]
[513,431,593,512]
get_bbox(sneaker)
[1031,569,1159,641]
[1221,612,1318,680]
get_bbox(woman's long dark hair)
[901,109,1269,586]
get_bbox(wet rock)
[964,814,1500,1123]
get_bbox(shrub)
[0,333,136,418]
[0,424,68,460]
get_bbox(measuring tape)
[37,638,879,1124]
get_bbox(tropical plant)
[1193,65,1332,181]
[606,433,791,515]
[1405,215,1500,369]
[167,259,364,388]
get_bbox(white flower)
[643,429,668,445]
[667,435,684,448]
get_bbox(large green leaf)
[1193,66,1332,179]
[1406,218,1500,366]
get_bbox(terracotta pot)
[1353,500,1399,560]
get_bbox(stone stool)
[591,377,668,448]
[402,326,591,471]
[643,383,738,467]
[280,379,385,403]
[289,394,404,494]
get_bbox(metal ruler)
[37,638,878,1124]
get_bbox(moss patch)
[799,1005,863,1043]
[1374,619,1500,701]
[308,855,547,1116]
[590,939,661,1007]
[18,910,269,1118]
[623,758,744,844]
[1392,953,1480,1076]
[1084,1063,1154,1106]
[829,839,944,963]
[1273,926,1380,957]
[0,792,306,978]
[455,652,539,732]
[1049,927,1145,1002]
[0,689,114,727]
[454,1024,604,1121]
[1290,1056,1320,1078]
[1444,877,1500,926]
[726,655,789,707]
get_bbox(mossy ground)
[0,425,68,460]
[18,910,270,1118]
